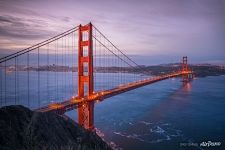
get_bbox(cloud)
[0,4,76,52]
[0,15,52,39]
[0,0,224,63]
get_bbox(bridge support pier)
[77,23,94,130]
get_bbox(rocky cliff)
[0,105,112,150]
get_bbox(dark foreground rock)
[0,105,112,150]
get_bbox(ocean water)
[66,75,225,150]
[1,70,225,150]
[0,71,147,109]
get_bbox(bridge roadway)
[36,71,192,114]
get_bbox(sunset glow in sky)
[0,0,225,64]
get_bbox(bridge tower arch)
[77,23,94,130]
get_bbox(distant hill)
[0,105,112,150]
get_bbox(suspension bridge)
[0,23,193,130]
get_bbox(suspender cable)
[0,26,79,63]
[0,63,2,106]
[53,40,59,100]
[93,25,151,76]
[61,37,63,101]
[71,31,74,95]
[15,57,17,105]
[47,44,49,103]
[38,47,40,108]
[64,36,66,99]
[4,61,6,105]
[27,52,30,107]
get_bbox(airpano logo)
[200,141,221,147]
[180,141,222,148]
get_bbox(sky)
[0,0,225,64]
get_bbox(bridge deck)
[36,71,192,114]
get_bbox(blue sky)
[0,0,225,64]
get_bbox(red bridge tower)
[182,56,193,82]
[77,23,94,130]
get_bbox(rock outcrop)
[0,105,112,150]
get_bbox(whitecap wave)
[128,122,134,125]
[113,132,146,142]
[113,122,187,144]
[161,123,171,126]
[140,121,153,125]
[150,126,165,134]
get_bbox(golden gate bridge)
[0,23,193,130]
